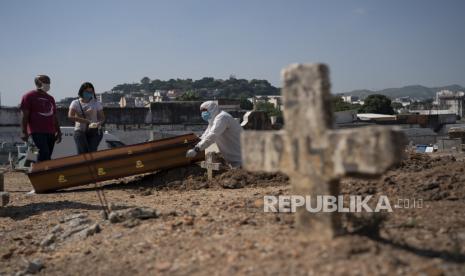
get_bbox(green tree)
[331,96,361,112]
[359,94,395,114]
[141,77,150,85]
[176,91,200,101]
[391,102,403,111]
[240,97,253,110]
[256,101,282,117]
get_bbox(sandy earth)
[1,153,465,275]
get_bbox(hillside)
[111,77,280,99]
[338,84,465,100]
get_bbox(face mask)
[201,111,211,122]
[40,83,50,92]
[83,91,93,101]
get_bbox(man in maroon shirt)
[20,75,62,162]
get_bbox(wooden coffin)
[28,133,204,193]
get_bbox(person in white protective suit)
[186,101,243,167]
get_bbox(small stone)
[62,213,87,223]
[253,199,264,209]
[109,207,159,224]
[40,234,56,248]
[129,195,135,198]
[166,210,178,217]
[26,259,44,274]
[422,181,439,191]
[68,217,91,228]
[60,225,88,239]
[139,189,152,196]
[171,220,183,228]
[123,219,140,228]
[78,223,101,238]
[183,216,194,226]
[221,179,244,189]
[437,227,448,234]
[155,261,172,272]
[51,225,63,234]
[109,212,123,223]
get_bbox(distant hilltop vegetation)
[111,76,280,99]
[338,84,465,100]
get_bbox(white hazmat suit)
[187,101,243,167]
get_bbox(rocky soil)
[1,153,465,275]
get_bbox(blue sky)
[1,0,464,106]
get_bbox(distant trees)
[391,102,403,111]
[177,91,200,101]
[256,101,282,117]
[331,96,361,112]
[141,77,150,85]
[111,77,280,99]
[358,94,395,115]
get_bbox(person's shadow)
[0,200,104,220]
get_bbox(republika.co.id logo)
[263,195,423,213]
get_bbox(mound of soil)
[124,152,289,191]
[342,153,465,201]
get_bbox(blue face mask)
[201,111,211,122]
[83,91,93,101]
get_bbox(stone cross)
[241,64,406,239]
[200,152,220,180]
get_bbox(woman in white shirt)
[68,82,105,154]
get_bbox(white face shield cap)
[200,101,220,119]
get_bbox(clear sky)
[1,0,464,106]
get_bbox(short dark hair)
[34,75,50,87]
[78,82,95,98]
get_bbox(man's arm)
[196,116,228,151]
[20,109,30,142]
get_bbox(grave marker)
[200,152,220,180]
[241,64,406,238]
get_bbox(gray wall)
[1,103,207,127]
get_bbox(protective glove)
[186,148,198,158]
[88,122,99,129]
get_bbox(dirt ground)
[1,152,465,275]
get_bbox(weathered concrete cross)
[201,152,220,180]
[241,64,406,239]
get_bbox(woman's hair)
[78,82,96,98]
